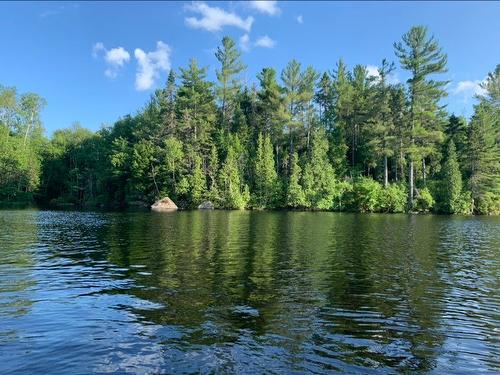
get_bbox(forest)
[0,26,498,214]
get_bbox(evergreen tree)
[160,70,177,137]
[315,72,334,131]
[286,151,306,208]
[467,65,499,214]
[176,59,216,150]
[302,128,338,209]
[467,104,499,213]
[440,141,463,214]
[189,152,206,206]
[366,59,396,186]
[445,115,468,174]
[215,36,246,131]
[256,68,288,170]
[219,139,250,209]
[394,25,448,206]
[330,59,351,177]
[253,133,279,208]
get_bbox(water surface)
[0,210,498,374]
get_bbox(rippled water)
[0,210,498,374]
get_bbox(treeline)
[1,26,498,214]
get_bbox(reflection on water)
[0,210,498,374]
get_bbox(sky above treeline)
[1,1,499,134]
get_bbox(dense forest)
[1,26,498,214]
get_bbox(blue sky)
[1,1,499,135]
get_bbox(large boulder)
[151,197,178,211]
[198,201,214,210]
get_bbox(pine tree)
[160,70,177,137]
[467,65,499,214]
[219,140,250,209]
[256,68,288,171]
[441,141,463,214]
[445,115,468,174]
[467,104,499,213]
[394,25,448,206]
[315,72,334,131]
[330,59,351,178]
[176,59,216,150]
[302,128,338,209]
[189,152,206,206]
[286,151,306,208]
[215,36,246,131]
[366,59,396,187]
[253,133,279,208]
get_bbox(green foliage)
[415,187,435,212]
[189,153,206,207]
[466,67,499,214]
[345,177,383,213]
[286,152,306,208]
[439,141,464,214]
[1,30,497,215]
[252,133,279,208]
[475,192,500,215]
[219,139,250,209]
[215,36,246,130]
[302,129,338,209]
[379,183,407,213]
[394,25,449,204]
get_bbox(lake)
[0,210,498,374]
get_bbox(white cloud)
[255,35,276,48]
[296,15,303,24]
[453,80,487,97]
[248,1,281,16]
[39,3,79,19]
[185,1,254,32]
[92,42,105,58]
[134,41,171,91]
[239,34,251,52]
[366,65,380,79]
[366,64,399,85]
[92,42,130,78]
[104,47,130,78]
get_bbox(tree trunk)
[422,158,426,186]
[384,155,388,188]
[409,159,414,206]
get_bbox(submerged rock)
[198,201,214,210]
[151,197,178,211]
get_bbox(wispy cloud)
[453,79,487,96]
[366,64,399,84]
[92,42,131,79]
[134,41,171,91]
[185,1,254,32]
[247,1,281,16]
[255,35,276,48]
[296,15,304,24]
[39,3,79,19]
[239,34,251,52]
[366,65,379,79]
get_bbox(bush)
[415,187,435,212]
[379,183,407,213]
[454,191,473,215]
[475,192,500,215]
[346,177,382,212]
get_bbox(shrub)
[379,183,407,213]
[475,192,500,215]
[415,187,435,212]
[346,177,382,212]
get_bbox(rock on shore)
[151,197,178,211]
[198,201,214,210]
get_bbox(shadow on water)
[0,210,498,374]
